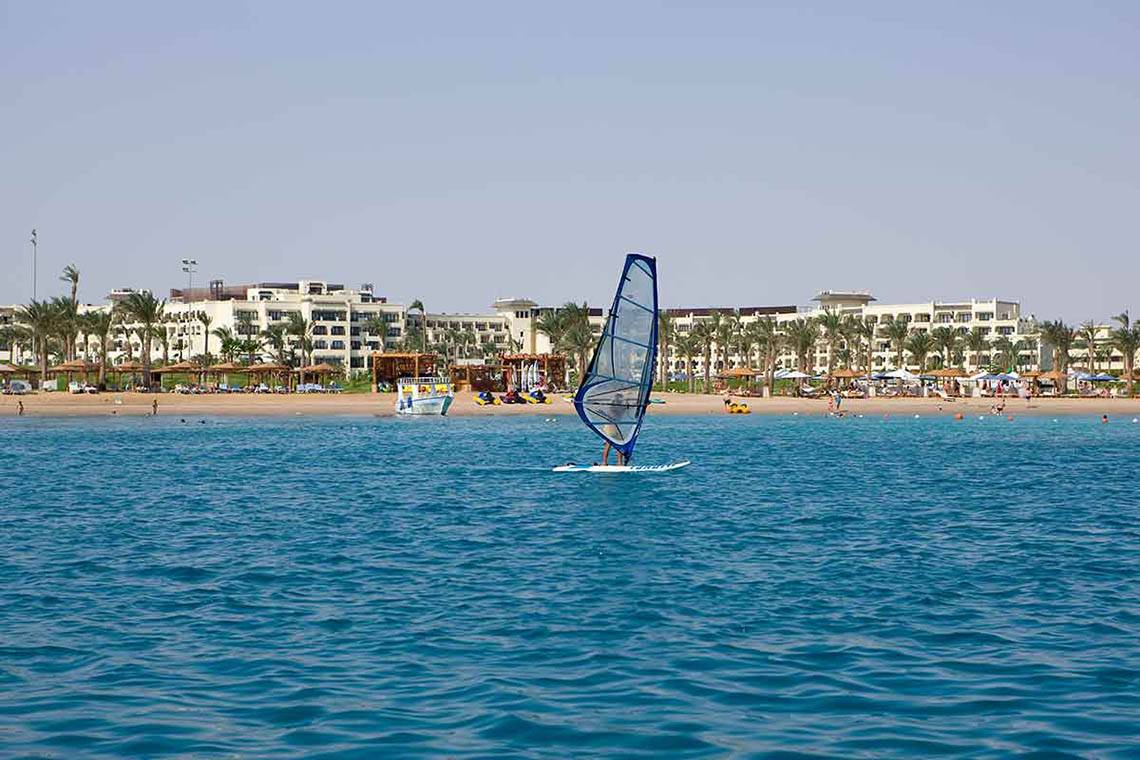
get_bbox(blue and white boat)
[396,376,454,416]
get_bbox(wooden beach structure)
[449,363,503,392]
[370,353,438,391]
[499,353,567,390]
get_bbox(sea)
[2,412,1139,758]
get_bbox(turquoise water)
[2,413,1139,757]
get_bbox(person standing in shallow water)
[16,400,24,416]
[152,398,158,416]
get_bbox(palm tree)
[151,324,171,366]
[120,291,165,386]
[198,312,214,362]
[363,316,386,351]
[557,303,595,385]
[753,317,782,394]
[212,326,237,362]
[60,264,80,306]
[657,312,674,390]
[1077,320,1099,371]
[241,334,263,366]
[536,308,566,353]
[990,336,1017,371]
[1,324,31,366]
[80,310,114,385]
[962,327,990,372]
[261,323,290,365]
[690,320,714,393]
[704,311,725,375]
[285,314,312,366]
[883,317,910,370]
[930,326,959,370]
[671,333,696,392]
[1038,320,1076,373]
[818,311,844,377]
[1109,311,1139,398]
[408,299,427,352]
[846,316,876,379]
[904,331,935,372]
[784,318,819,375]
[16,300,57,378]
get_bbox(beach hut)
[500,354,568,391]
[449,363,503,392]
[248,363,289,391]
[370,352,438,391]
[207,361,246,390]
[296,362,340,391]
[1037,369,1069,395]
[113,359,145,389]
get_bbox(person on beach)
[152,398,159,416]
[601,392,627,466]
[16,400,24,416]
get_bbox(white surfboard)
[552,460,691,473]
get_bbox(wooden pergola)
[449,363,503,392]
[370,353,437,391]
[499,353,567,390]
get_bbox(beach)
[8,391,1140,419]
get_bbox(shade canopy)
[51,359,97,373]
[114,360,144,372]
[927,367,967,378]
[296,363,338,374]
[209,361,247,373]
[881,368,919,381]
[248,362,289,373]
[152,360,200,373]
[780,370,811,379]
[827,368,865,379]
[719,366,760,378]
[0,363,38,374]
[1037,370,1068,382]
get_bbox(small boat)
[396,376,454,416]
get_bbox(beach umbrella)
[781,370,811,379]
[882,368,919,381]
[773,369,789,379]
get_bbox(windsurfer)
[601,391,627,466]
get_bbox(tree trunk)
[98,335,108,386]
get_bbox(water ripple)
[1,414,1138,757]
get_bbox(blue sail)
[573,254,658,458]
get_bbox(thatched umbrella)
[113,359,145,388]
[249,362,289,389]
[50,359,97,386]
[927,367,967,378]
[296,362,339,390]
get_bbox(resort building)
[2,278,1132,378]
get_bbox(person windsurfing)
[601,391,627,466]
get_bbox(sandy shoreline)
[5,391,1139,419]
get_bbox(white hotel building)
[1,282,1131,376]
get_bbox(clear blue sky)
[3,1,1137,321]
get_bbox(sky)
[2,1,1138,321]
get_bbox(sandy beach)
[6,391,1140,419]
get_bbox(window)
[387,327,402,337]
[350,327,360,336]
[350,357,364,368]
[331,340,345,350]
[314,340,328,349]
[976,312,993,321]
[313,325,328,335]
[351,341,361,350]
[331,326,345,336]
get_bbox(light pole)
[180,258,198,302]
[30,229,37,300]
